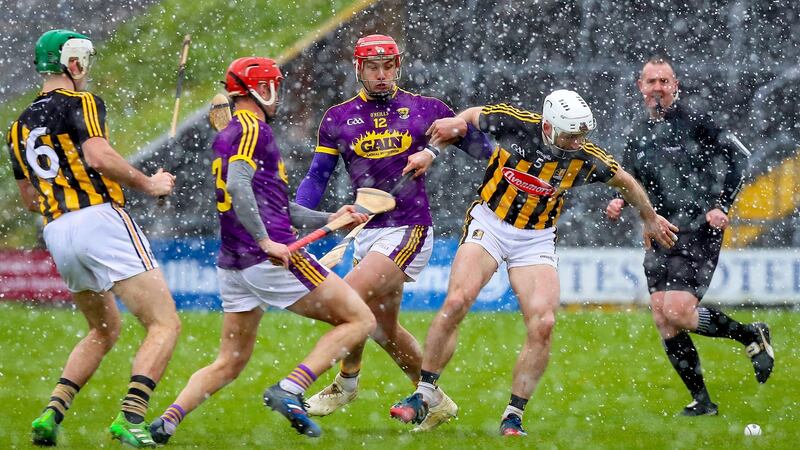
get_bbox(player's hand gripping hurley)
[287,187,398,253]
[317,170,416,266]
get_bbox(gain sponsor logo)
[501,167,555,197]
[346,117,365,125]
[352,130,412,159]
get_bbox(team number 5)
[211,157,232,212]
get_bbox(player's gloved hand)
[642,214,679,250]
[148,168,176,197]
[258,238,290,268]
[706,208,729,230]
[330,205,370,229]
[606,198,625,221]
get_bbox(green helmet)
[35,29,94,76]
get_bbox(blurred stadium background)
[2,0,799,308]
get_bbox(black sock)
[509,394,528,411]
[420,369,440,385]
[694,307,756,345]
[663,332,711,403]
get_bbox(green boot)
[108,413,156,448]
[31,409,59,446]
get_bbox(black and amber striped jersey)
[7,89,124,224]
[476,103,619,230]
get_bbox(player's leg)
[262,272,374,437]
[343,252,420,380]
[674,227,774,383]
[32,290,121,446]
[150,308,263,444]
[109,268,180,447]
[499,264,560,436]
[307,226,430,416]
[391,243,497,425]
[644,243,715,416]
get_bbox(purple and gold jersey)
[315,87,455,228]
[212,110,294,270]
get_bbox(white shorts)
[42,203,158,293]
[460,202,558,269]
[353,225,433,281]
[217,250,330,313]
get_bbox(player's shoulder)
[395,87,446,105]
[580,141,618,165]
[52,88,105,106]
[482,103,542,123]
[323,93,362,117]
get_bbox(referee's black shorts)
[643,223,723,300]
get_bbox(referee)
[606,56,774,416]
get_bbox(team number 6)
[25,127,60,180]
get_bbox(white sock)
[502,405,524,420]
[415,382,442,407]
[279,378,304,395]
[161,418,177,435]
[336,372,359,392]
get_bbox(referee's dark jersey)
[621,102,748,230]
[7,89,124,225]
[474,103,619,230]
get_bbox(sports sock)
[45,378,81,424]
[694,307,757,345]
[336,371,359,392]
[121,375,156,424]
[502,405,524,420]
[415,381,441,407]
[279,364,317,395]
[420,369,440,385]
[509,394,528,411]
[160,404,186,435]
[663,333,711,403]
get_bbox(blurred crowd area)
[7,0,796,248]
[0,0,159,101]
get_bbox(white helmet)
[542,89,596,155]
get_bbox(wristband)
[423,145,440,159]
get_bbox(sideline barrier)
[3,239,799,308]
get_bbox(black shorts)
[643,223,723,300]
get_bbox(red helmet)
[353,34,403,74]
[224,57,283,99]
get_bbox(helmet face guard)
[59,38,95,80]
[35,29,94,79]
[353,34,403,99]
[541,89,596,157]
[224,57,284,115]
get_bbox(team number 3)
[211,158,232,212]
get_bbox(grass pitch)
[0,302,796,448]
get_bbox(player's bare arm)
[83,137,175,197]
[607,168,678,249]
[456,106,483,128]
[15,179,39,212]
